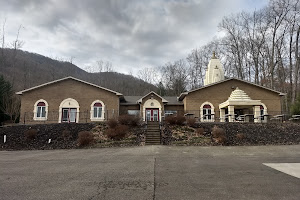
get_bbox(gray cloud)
[0,0,268,75]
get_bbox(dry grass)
[195,127,204,136]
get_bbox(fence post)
[23,112,26,124]
[86,110,88,123]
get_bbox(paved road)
[0,145,300,200]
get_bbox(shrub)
[195,127,204,136]
[77,131,95,146]
[211,126,226,144]
[176,116,186,126]
[25,128,38,140]
[165,115,177,125]
[129,116,141,127]
[118,115,141,127]
[62,129,71,139]
[107,118,118,129]
[212,126,225,138]
[187,118,196,127]
[165,115,186,126]
[106,125,129,140]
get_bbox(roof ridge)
[16,76,123,96]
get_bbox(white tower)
[204,52,225,86]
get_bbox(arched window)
[90,100,105,121]
[33,99,48,120]
[37,102,46,118]
[200,102,215,122]
[203,104,212,120]
[93,102,102,118]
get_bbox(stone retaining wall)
[0,123,96,150]
[162,122,300,146]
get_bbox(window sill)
[33,118,47,121]
[90,118,105,122]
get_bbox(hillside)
[0,48,157,95]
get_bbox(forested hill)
[0,48,157,95]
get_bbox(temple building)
[17,53,285,124]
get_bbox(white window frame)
[90,100,105,121]
[200,102,215,122]
[164,110,177,116]
[128,110,139,116]
[33,99,48,121]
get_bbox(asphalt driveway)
[0,145,300,200]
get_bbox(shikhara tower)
[204,52,225,86]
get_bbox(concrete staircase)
[145,121,161,145]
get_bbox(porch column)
[228,106,234,122]
[253,106,261,123]
[220,109,225,122]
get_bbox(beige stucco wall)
[19,79,120,124]
[184,79,282,119]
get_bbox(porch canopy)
[219,87,262,122]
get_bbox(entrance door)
[146,108,159,122]
[62,108,77,122]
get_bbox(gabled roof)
[16,76,123,96]
[120,95,182,105]
[178,78,286,101]
[137,91,168,103]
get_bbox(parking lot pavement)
[0,145,300,200]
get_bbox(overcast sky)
[1,0,268,75]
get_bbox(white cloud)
[0,0,269,75]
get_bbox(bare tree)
[137,67,158,84]
[160,59,189,95]
[0,18,7,68]
[10,24,25,86]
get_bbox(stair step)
[146,138,160,140]
[146,122,161,145]
[146,141,161,144]
[146,135,160,138]
[146,141,160,144]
